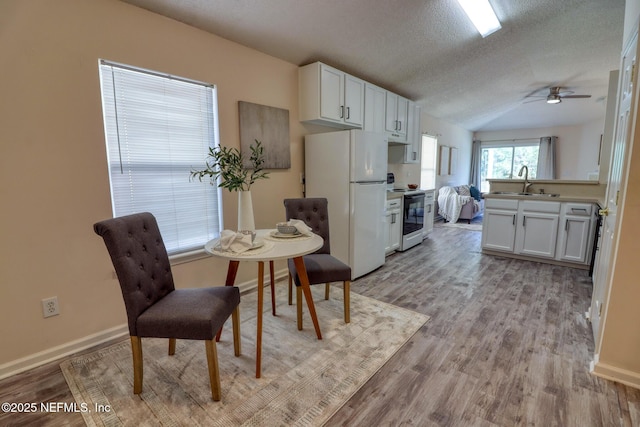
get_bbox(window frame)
[98,60,223,261]
[420,134,438,190]
[479,140,540,192]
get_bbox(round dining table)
[205,229,324,378]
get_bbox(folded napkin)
[286,219,313,235]
[219,230,254,253]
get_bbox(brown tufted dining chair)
[283,198,351,329]
[93,212,240,401]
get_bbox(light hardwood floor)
[1,222,639,426]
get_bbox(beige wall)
[0,0,305,368]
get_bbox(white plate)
[270,230,302,239]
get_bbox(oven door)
[403,194,425,235]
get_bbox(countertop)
[386,191,404,200]
[483,192,603,206]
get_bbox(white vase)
[237,190,255,232]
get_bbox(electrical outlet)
[42,297,60,318]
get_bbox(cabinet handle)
[513,214,516,225]
[427,205,431,213]
[340,106,344,118]
[398,121,402,131]
[391,213,396,224]
[523,216,526,227]
[412,151,417,160]
[395,120,399,131]
[346,106,350,119]
[565,219,569,231]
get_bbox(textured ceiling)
[119,0,625,132]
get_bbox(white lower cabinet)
[515,201,560,259]
[556,203,594,263]
[481,198,518,252]
[385,198,402,255]
[482,198,595,267]
[423,190,435,236]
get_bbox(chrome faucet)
[518,165,532,193]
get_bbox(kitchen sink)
[490,191,560,197]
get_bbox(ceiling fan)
[525,86,592,104]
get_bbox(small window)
[98,60,223,255]
[420,134,438,189]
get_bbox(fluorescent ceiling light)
[456,0,502,38]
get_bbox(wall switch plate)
[42,296,60,318]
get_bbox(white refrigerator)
[305,129,388,279]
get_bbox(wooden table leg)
[216,260,240,342]
[292,256,323,340]
[256,261,264,378]
[269,260,276,316]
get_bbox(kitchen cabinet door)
[390,210,401,252]
[385,92,409,142]
[516,212,559,259]
[423,190,435,236]
[557,215,592,263]
[396,96,409,137]
[384,212,392,254]
[299,62,364,129]
[344,74,364,127]
[319,64,344,123]
[481,209,517,252]
[364,83,386,133]
[404,102,421,163]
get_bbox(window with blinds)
[98,60,223,256]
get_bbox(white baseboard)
[0,324,129,380]
[0,267,290,381]
[590,354,640,389]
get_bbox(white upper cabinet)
[404,102,421,162]
[385,92,409,142]
[364,83,386,133]
[299,62,364,128]
[299,62,416,141]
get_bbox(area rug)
[61,285,429,426]
[440,215,483,231]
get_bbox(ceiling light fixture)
[456,0,502,38]
[547,95,562,104]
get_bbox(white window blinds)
[99,60,223,255]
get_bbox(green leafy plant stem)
[190,140,269,191]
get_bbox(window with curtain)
[420,134,438,189]
[480,142,539,192]
[99,60,223,256]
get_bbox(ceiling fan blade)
[562,94,591,99]
[523,98,544,104]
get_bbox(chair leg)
[130,336,143,395]
[232,306,241,356]
[296,285,303,330]
[325,282,330,300]
[168,338,176,355]
[205,340,222,401]
[344,281,351,323]
[288,273,293,305]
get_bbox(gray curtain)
[537,136,557,179]
[469,139,482,187]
